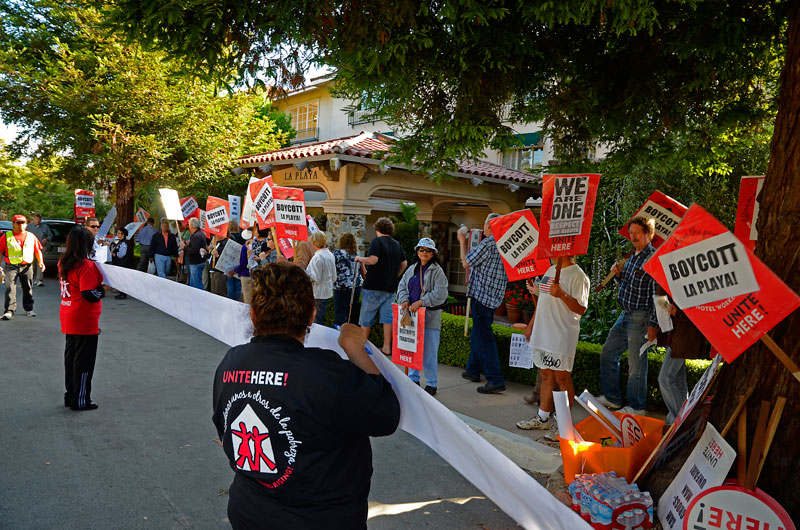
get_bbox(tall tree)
[0,0,288,223]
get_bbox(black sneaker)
[424,385,437,396]
[71,402,99,411]
[114,293,127,300]
[461,371,481,383]
[477,383,507,394]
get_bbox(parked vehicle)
[41,219,77,267]
[0,220,12,235]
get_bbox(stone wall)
[325,213,368,253]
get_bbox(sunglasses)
[87,224,100,228]
[13,221,25,224]
[417,248,434,253]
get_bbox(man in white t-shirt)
[516,256,589,440]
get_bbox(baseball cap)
[12,214,27,223]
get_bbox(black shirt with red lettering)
[212,335,400,530]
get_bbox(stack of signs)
[180,196,200,221]
[249,176,276,231]
[240,176,260,230]
[134,207,150,225]
[734,175,765,252]
[643,204,800,363]
[274,187,308,241]
[204,196,230,238]
[489,209,550,281]
[74,189,96,222]
[537,174,600,258]
[391,305,425,370]
[228,195,242,222]
[159,189,184,221]
[619,190,687,248]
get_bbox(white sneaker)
[2,311,12,320]
[516,414,554,430]
[26,310,36,317]
[618,405,646,416]
[596,395,623,410]
[544,422,561,442]
[36,281,44,287]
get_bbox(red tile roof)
[237,132,541,186]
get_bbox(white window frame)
[287,100,320,142]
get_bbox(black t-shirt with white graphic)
[212,335,400,530]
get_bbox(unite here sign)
[391,304,425,371]
[734,175,765,252]
[537,174,600,258]
[489,209,551,281]
[643,204,800,363]
[619,190,688,249]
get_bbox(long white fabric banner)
[96,263,589,530]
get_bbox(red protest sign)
[684,483,795,530]
[643,204,800,363]
[134,207,150,225]
[619,190,688,249]
[392,304,425,370]
[204,196,230,238]
[278,237,294,259]
[248,176,276,231]
[273,187,307,241]
[180,196,200,220]
[734,175,765,252]
[74,189,96,220]
[489,210,550,281]
[537,174,600,258]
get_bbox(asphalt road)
[0,273,520,530]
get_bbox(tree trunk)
[115,175,135,225]
[709,5,800,519]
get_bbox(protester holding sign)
[185,218,209,290]
[306,231,336,326]
[396,238,449,396]
[332,233,362,326]
[212,263,400,530]
[598,217,660,415]
[58,226,105,411]
[516,256,589,438]
[458,213,509,394]
[110,227,133,300]
[149,219,180,278]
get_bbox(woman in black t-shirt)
[212,262,400,530]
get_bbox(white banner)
[509,333,533,369]
[94,263,590,530]
[214,240,242,274]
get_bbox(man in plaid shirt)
[597,216,660,415]
[457,213,508,394]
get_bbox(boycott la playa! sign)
[734,175,765,252]
[537,174,600,258]
[249,176,276,231]
[619,190,688,248]
[74,189,96,219]
[643,204,800,362]
[489,209,550,281]
[683,483,795,530]
[134,207,150,225]
[180,196,200,220]
[204,196,230,238]
[273,187,307,241]
[392,304,425,370]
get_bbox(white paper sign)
[214,240,243,274]
[206,205,229,228]
[97,205,117,239]
[640,199,683,242]
[76,193,95,208]
[197,209,207,231]
[92,244,110,263]
[495,215,539,268]
[228,195,241,221]
[657,423,735,530]
[159,188,184,221]
[253,179,274,219]
[509,333,534,369]
[123,221,144,240]
[549,175,589,238]
[653,295,674,332]
[241,177,259,226]
[659,231,759,309]
[396,309,419,353]
[275,199,306,225]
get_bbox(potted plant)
[503,280,528,323]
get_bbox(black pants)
[137,245,150,272]
[3,262,34,313]
[64,334,98,409]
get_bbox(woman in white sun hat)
[396,237,449,395]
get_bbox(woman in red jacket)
[59,226,105,411]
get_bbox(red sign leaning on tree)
[537,174,600,259]
[619,190,688,249]
[642,204,800,365]
[733,175,765,252]
[489,209,550,281]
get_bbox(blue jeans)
[314,298,331,325]
[227,276,242,301]
[153,254,171,278]
[658,347,687,425]
[358,289,394,326]
[333,287,360,326]
[600,310,650,410]
[408,328,441,388]
[466,299,505,386]
[188,263,205,290]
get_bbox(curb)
[453,411,563,474]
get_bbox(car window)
[43,222,76,244]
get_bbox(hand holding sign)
[537,174,600,259]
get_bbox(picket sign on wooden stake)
[211,236,217,268]
[348,264,359,323]
[759,334,800,383]
[737,402,748,485]
[721,387,755,437]
[553,256,564,284]
[594,250,632,293]
[755,396,787,481]
[745,401,772,490]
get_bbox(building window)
[288,101,319,143]
[446,229,467,293]
[502,146,543,171]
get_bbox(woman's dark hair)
[250,262,315,337]
[59,226,93,280]
[117,227,128,238]
[338,232,357,254]
[415,252,440,268]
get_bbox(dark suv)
[41,219,77,267]
[0,220,12,235]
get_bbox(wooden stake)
[553,256,564,284]
[174,220,182,282]
[594,250,633,293]
[760,334,800,384]
[754,396,787,481]
[464,298,471,337]
[271,228,283,260]
[721,386,755,437]
[211,235,217,268]
[737,399,747,485]
[744,400,772,490]
[348,262,359,324]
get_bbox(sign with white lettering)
[683,483,795,530]
[392,304,425,370]
[273,187,307,241]
[249,176,275,230]
[228,195,241,221]
[204,196,230,238]
[509,333,533,369]
[620,190,688,248]
[489,209,550,281]
[240,176,260,230]
[734,175,765,252]
[537,174,600,258]
[180,196,199,220]
[659,232,759,308]
[644,204,800,363]
[159,188,184,221]
[620,414,644,448]
[658,423,735,530]
[134,207,150,225]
